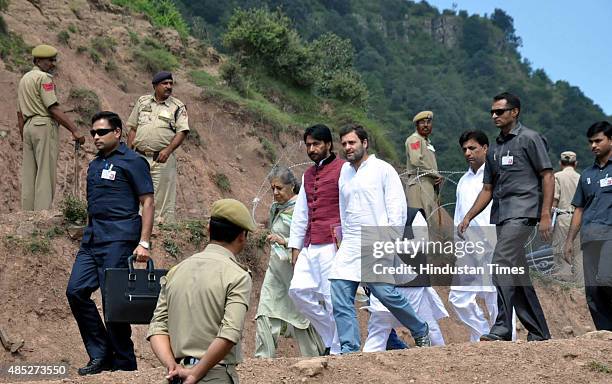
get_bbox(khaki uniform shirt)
[554,167,580,212]
[147,244,252,365]
[405,131,440,180]
[127,94,189,152]
[17,66,58,119]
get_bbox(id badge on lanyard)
[101,164,116,180]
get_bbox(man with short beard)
[564,121,612,331]
[330,124,430,353]
[127,71,189,223]
[288,124,343,355]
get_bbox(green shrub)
[61,195,88,225]
[190,70,218,88]
[68,24,78,33]
[91,36,116,55]
[57,30,70,46]
[0,32,31,73]
[76,45,87,54]
[104,59,118,72]
[134,45,178,74]
[163,238,180,258]
[219,61,248,96]
[212,172,231,192]
[186,220,206,246]
[127,29,140,45]
[89,49,100,63]
[68,88,100,125]
[259,137,277,162]
[112,0,189,39]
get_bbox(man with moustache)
[449,130,516,342]
[66,111,154,375]
[330,124,430,353]
[405,111,444,222]
[127,71,189,223]
[17,44,85,210]
[564,121,612,331]
[288,124,343,355]
[458,92,553,342]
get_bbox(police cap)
[32,44,58,58]
[210,199,257,232]
[152,71,173,85]
[413,110,433,123]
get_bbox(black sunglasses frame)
[89,128,117,137]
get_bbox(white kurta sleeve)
[383,164,407,227]
[288,174,309,250]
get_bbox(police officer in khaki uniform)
[127,71,189,223]
[405,111,443,222]
[552,151,582,283]
[148,199,256,384]
[17,44,85,211]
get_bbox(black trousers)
[583,240,612,331]
[490,219,551,340]
[66,240,138,370]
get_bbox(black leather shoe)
[78,358,112,376]
[479,333,509,342]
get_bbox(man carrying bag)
[65,111,154,375]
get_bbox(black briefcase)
[103,255,168,324]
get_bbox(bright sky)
[426,0,612,115]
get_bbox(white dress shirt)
[330,155,407,282]
[288,174,309,250]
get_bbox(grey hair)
[267,165,300,195]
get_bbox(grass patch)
[190,70,218,88]
[57,30,70,46]
[259,137,277,163]
[212,172,231,192]
[112,0,189,39]
[0,31,31,73]
[587,361,611,374]
[91,36,116,55]
[69,88,100,125]
[185,220,206,247]
[61,195,88,225]
[68,24,78,33]
[134,45,178,74]
[89,49,101,63]
[127,29,140,45]
[163,238,180,258]
[4,229,57,255]
[104,59,118,73]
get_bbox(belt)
[135,148,159,159]
[176,357,231,367]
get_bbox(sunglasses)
[90,128,117,137]
[490,108,513,116]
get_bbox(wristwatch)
[138,240,150,250]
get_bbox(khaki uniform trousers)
[161,364,239,384]
[255,316,324,358]
[552,214,584,285]
[144,153,177,223]
[406,177,437,220]
[21,117,59,211]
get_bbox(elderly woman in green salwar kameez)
[255,166,325,358]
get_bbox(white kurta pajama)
[450,164,516,342]
[363,212,449,350]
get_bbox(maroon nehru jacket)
[303,153,344,246]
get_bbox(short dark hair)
[91,111,123,131]
[209,217,246,243]
[493,92,521,115]
[459,130,489,147]
[586,121,612,139]
[339,123,368,142]
[304,124,333,150]
[560,159,576,166]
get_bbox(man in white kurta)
[363,211,449,351]
[329,124,430,353]
[449,131,516,342]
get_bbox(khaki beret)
[210,199,257,232]
[560,151,577,162]
[32,44,58,58]
[413,110,433,123]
